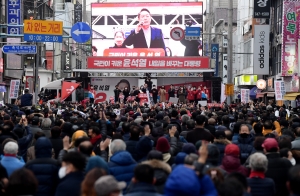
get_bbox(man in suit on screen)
[123,8,166,55]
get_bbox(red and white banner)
[87,56,210,69]
[207,103,223,108]
[103,48,165,57]
[61,81,79,101]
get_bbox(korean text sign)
[91,2,203,57]
[241,89,250,103]
[24,20,63,35]
[103,48,165,57]
[274,81,286,100]
[282,1,299,76]
[7,0,22,34]
[9,80,20,99]
[211,43,219,76]
[87,56,210,69]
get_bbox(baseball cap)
[94,175,126,196]
[215,130,226,139]
[262,138,278,151]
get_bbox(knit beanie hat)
[156,137,170,153]
[225,144,240,157]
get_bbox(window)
[276,45,281,74]
[275,0,283,34]
[243,40,251,69]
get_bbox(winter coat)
[0,156,24,177]
[213,139,231,165]
[108,151,137,185]
[159,89,167,102]
[187,90,196,101]
[196,89,203,100]
[55,171,84,196]
[186,128,214,144]
[247,176,276,196]
[15,124,33,162]
[265,152,292,196]
[177,90,185,103]
[25,137,60,196]
[49,138,63,160]
[125,139,139,161]
[220,155,249,177]
[233,135,255,164]
[141,159,171,194]
[126,183,162,196]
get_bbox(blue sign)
[185,27,201,40]
[211,43,219,76]
[71,22,92,43]
[24,34,63,43]
[2,45,37,54]
[7,0,22,34]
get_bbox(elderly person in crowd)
[41,118,52,138]
[247,153,276,196]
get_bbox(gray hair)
[181,114,190,124]
[184,153,199,165]
[249,152,268,172]
[4,142,18,155]
[110,139,126,154]
[41,118,52,129]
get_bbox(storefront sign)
[9,80,20,99]
[274,81,285,100]
[282,1,300,76]
[241,89,250,103]
[87,56,210,69]
[253,25,269,75]
[253,0,270,18]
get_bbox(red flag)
[61,81,79,101]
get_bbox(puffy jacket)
[213,139,231,165]
[14,124,33,162]
[25,137,60,196]
[233,135,255,164]
[108,151,136,185]
[220,155,249,177]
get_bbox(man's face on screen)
[114,32,124,46]
[139,11,151,27]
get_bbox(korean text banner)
[7,0,22,34]
[253,25,270,75]
[91,2,203,57]
[282,1,299,76]
[87,56,210,69]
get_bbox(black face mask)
[239,133,250,138]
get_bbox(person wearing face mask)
[187,86,196,104]
[55,151,86,196]
[233,124,255,164]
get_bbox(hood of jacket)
[35,137,52,158]
[221,155,241,171]
[110,151,136,166]
[86,156,109,174]
[142,159,171,174]
[214,139,231,145]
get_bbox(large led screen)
[91,2,203,57]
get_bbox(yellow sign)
[225,84,234,96]
[24,20,63,35]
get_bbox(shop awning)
[249,86,257,99]
[283,93,300,100]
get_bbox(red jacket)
[196,90,202,100]
[188,90,196,101]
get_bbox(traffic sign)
[71,22,92,43]
[185,26,201,40]
[24,20,63,42]
[225,84,234,96]
[2,45,37,54]
[170,27,184,41]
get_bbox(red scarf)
[4,154,16,157]
[249,171,265,179]
[90,134,102,145]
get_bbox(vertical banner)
[74,2,82,24]
[9,80,20,99]
[211,43,219,76]
[253,25,270,75]
[220,83,226,103]
[282,1,299,76]
[253,0,270,18]
[7,0,22,35]
[241,89,250,103]
[274,81,286,100]
[223,54,228,83]
[62,51,72,73]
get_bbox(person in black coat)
[114,86,122,103]
[88,120,107,156]
[145,78,153,91]
[125,126,140,161]
[49,126,63,160]
[25,137,60,196]
[186,115,214,144]
[150,85,158,104]
[55,152,86,196]
[168,85,175,99]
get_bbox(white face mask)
[58,166,67,179]
[290,157,296,166]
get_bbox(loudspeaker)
[212,81,221,102]
[80,72,89,78]
[203,72,214,81]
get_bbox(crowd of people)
[0,100,300,196]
